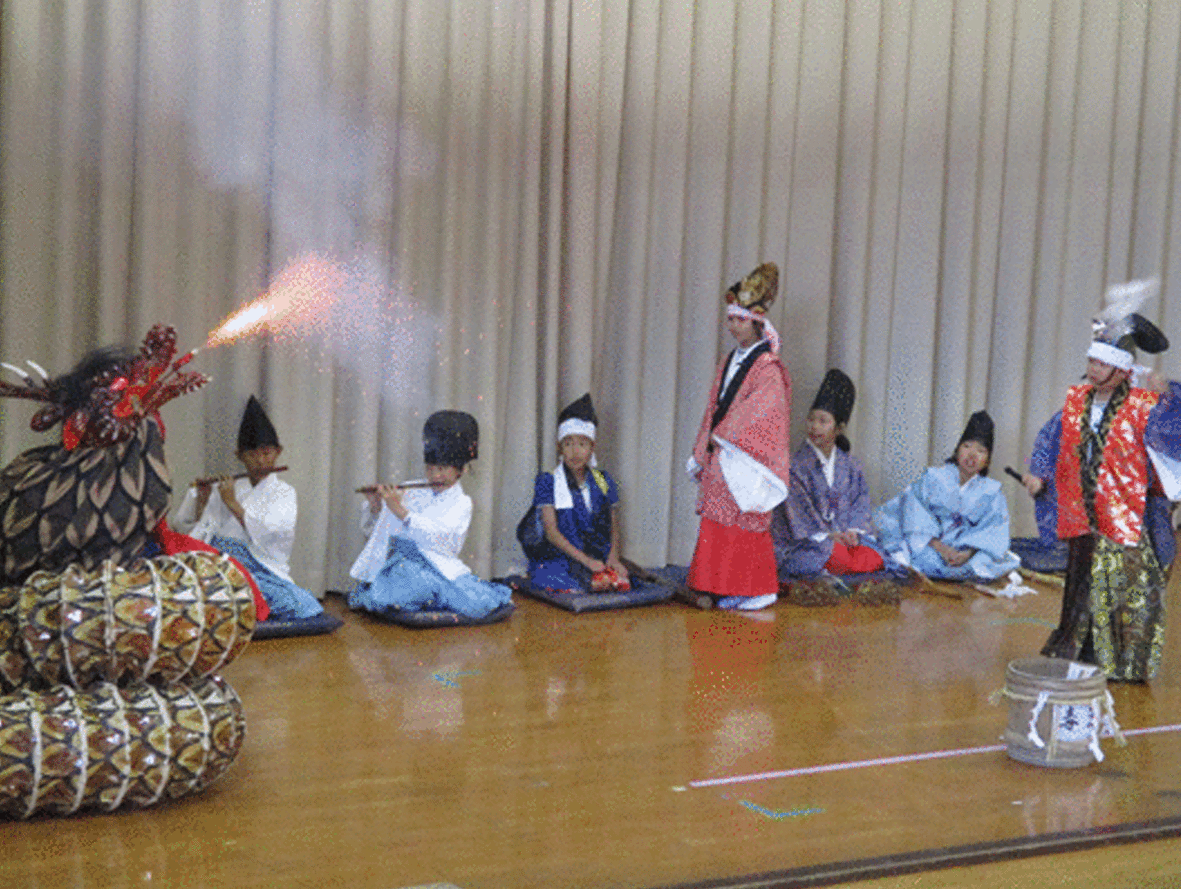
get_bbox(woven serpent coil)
[0,552,255,818]
[0,675,245,818]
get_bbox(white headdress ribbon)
[1086,340,1134,371]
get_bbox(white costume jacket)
[174,474,298,582]
[349,481,473,583]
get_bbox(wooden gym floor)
[4,568,1181,889]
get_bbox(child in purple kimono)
[771,369,886,579]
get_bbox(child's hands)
[1142,371,1168,394]
[192,479,214,514]
[945,549,973,567]
[364,490,383,516]
[591,564,631,592]
[584,557,607,574]
[931,539,972,567]
[833,530,859,548]
[607,555,630,583]
[377,484,408,520]
[1021,473,1045,498]
[217,477,245,524]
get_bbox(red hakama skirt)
[687,516,778,598]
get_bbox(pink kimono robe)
[687,346,792,597]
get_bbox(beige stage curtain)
[2,1,1180,591]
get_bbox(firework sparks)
[205,253,350,348]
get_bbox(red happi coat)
[691,350,792,533]
[1056,383,1159,546]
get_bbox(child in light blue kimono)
[874,410,1019,581]
[348,411,512,620]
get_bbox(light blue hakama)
[210,534,324,620]
[348,536,512,620]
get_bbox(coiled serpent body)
[0,552,254,817]
[0,326,252,819]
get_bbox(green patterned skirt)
[1042,533,1166,682]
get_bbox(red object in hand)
[590,568,631,593]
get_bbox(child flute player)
[348,411,512,620]
[174,395,323,619]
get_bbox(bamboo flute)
[355,481,435,494]
[191,466,289,486]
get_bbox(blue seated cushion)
[364,602,516,628]
[252,611,344,639]
[503,572,674,613]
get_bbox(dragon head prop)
[0,325,209,449]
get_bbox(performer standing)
[686,262,792,610]
[174,395,323,620]
[771,369,886,579]
[348,411,512,620]
[1023,279,1181,681]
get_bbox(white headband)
[557,418,596,442]
[1087,340,1134,371]
[726,303,781,355]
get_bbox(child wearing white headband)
[1022,278,1181,682]
[524,393,630,593]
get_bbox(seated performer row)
[178,268,1178,652]
[177,262,1021,622]
[680,261,1023,612]
[177,399,515,623]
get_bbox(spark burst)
[205,253,350,347]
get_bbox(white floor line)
[688,722,1181,789]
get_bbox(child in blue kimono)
[874,410,1019,581]
[525,394,630,592]
[772,369,888,578]
[348,411,512,620]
